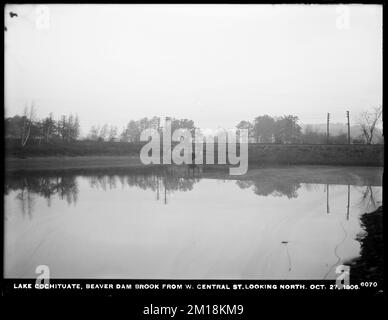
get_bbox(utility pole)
[346,111,350,144]
[164,184,167,205]
[326,113,330,144]
[346,184,350,220]
[164,176,167,205]
[156,176,160,201]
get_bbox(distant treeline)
[5,110,195,146]
[5,107,383,150]
[88,114,361,144]
[237,115,341,144]
[5,108,80,145]
[89,117,195,142]
[237,113,383,144]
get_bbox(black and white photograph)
[2,3,384,302]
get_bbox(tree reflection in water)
[4,167,202,216]
[5,175,79,218]
[5,167,381,219]
[235,180,301,199]
[87,167,201,205]
[358,185,380,213]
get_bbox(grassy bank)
[5,140,143,157]
[248,144,384,166]
[5,140,384,166]
[5,155,144,172]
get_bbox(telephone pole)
[326,113,330,144]
[346,184,350,220]
[346,111,350,144]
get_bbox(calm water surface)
[4,166,382,279]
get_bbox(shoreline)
[5,155,145,172]
[5,156,383,186]
[5,154,385,170]
[345,206,383,285]
[5,143,384,167]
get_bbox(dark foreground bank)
[346,206,383,284]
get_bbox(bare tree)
[21,103,35,147]
[89,125,101,141]
[67,114,74,143]
[42,113,55,143]
[99,124,109,141]
[108,125,118,141]
[358,106,382,144]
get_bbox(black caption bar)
[1,279,384,296]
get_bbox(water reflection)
[235,180,301,198]
[88,171,200,205]
[5,175,79,217]
[5,170,381,219]
[4,166,383,279]
[5,168,202,215]
[359,185,378,212]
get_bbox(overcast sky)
[4,4,382,136]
